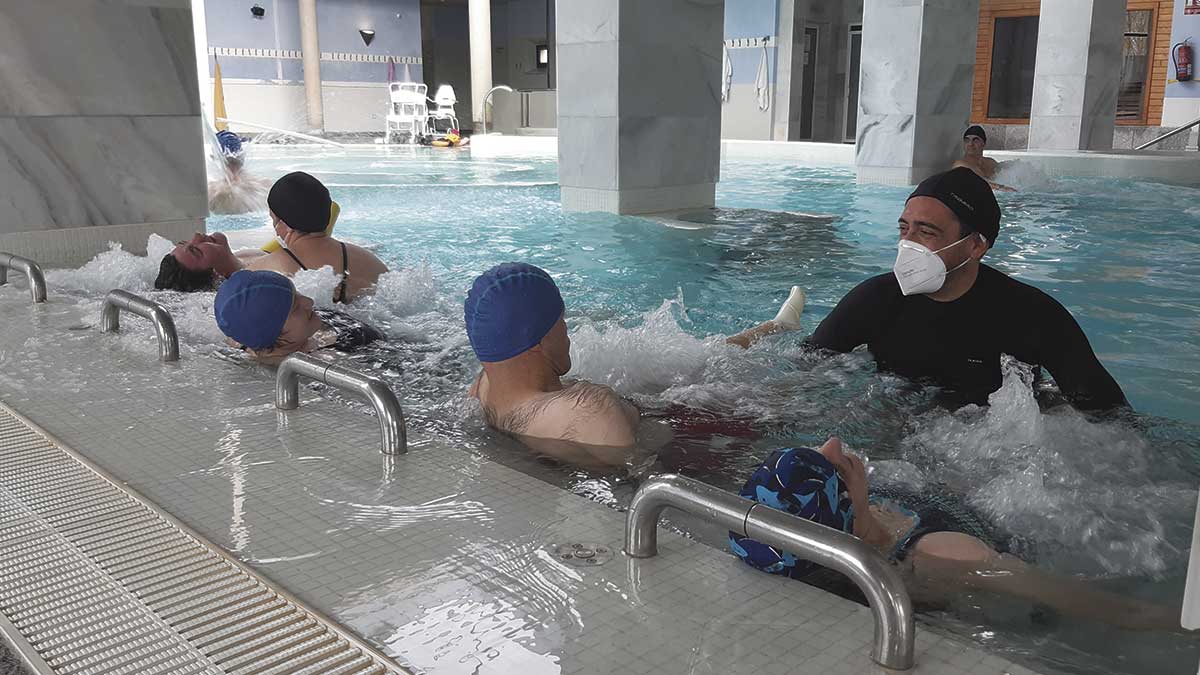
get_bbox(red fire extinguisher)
[1174,39,1193,82]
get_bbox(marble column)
[298,0,325,133]
[468,0,493,130]
[1028,0,1126,151]
[192,0,212,125]
[557,0,724,214]
[0,0,206,268]
[855,0,980,186]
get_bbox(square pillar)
[1028,0,1127,151]
[557,0,724,214]
[855,0,980,186]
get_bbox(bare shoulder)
[344,241,389,273]
[507,381,639,447]
[244,250,298,274]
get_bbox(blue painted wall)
[206,0,422,83]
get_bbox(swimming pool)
[36,145,1200,674]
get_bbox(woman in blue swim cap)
[733,438,1185,632]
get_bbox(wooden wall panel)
[971,0,1173,126]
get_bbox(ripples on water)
[37,148,1200,674]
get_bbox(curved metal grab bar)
[625,474,915,671]
[0,252,47,304]
[479,84,515,135]
[100,290,180,362]
[275,353,407,455]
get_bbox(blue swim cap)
[464,263,565,362]
[729,447,855,579]
[214,270,294,349]
[216,130,244,158]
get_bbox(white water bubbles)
[47,235,175,295]
[900,357,1194,577]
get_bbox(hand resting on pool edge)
[465,262,807,466]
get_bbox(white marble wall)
[0,0,206,267]
[855,0,980,186]
[1028,0,1126,151]
[557,0,724,214]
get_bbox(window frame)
[980,9,1041,125]
[1116,1,1158,126]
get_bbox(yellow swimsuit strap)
[261,200,340,253]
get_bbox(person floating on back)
[214,270,385,364]
[157,172,388,303]
[731,440,1183,632]
[463,262,807,467]
[807,167,1127,411]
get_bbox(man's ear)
[970,233,990,260]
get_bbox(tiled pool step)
[0,404,408,675]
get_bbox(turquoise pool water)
[189,145,1200,675]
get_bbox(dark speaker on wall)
[250,4,265,19]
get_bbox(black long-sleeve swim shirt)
[807,265,1128,410]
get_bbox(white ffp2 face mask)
[893,235,975,296]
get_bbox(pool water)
[47,145,1200,674]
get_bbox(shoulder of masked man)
[806,273,901,353]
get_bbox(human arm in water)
[1028,291,1128,410]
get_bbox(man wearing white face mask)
[808,167,1127,411]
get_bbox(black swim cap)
[907,167,1001,247]
[267,171,332,233]
[963,125,987,143]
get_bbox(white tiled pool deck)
[0,282,1048,675]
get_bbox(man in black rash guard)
[808,167,1127,411]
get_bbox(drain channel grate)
[0,404,407,675]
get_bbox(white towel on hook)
[721,43,733,102]
[755,43,770,111]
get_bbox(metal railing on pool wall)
[0,252,47,304]
[100,290,180,362]
[276,353,408,455]
[625,473,916,671]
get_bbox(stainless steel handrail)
[275,353,407,455]
[625,474,916,671]
[1135,114,1200,150]
[480,84,515,135]
[0,252,47,304]
[100,290,180,362]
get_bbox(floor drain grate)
[0,402,408,675]
[551,542,614,567]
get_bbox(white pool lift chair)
[385,82,428,144]
[427,84,460,134]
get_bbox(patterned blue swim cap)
[464,262,565,362]
[729,447,855,579]
[216,130,243,158]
